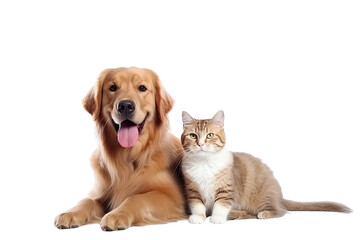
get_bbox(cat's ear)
[211,110,224,128]
[182,111,195,126]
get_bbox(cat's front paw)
[189,215,205,224]
[210,215,227,224]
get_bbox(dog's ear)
[82,72,105,121]
[153,72,174,125]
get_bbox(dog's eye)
[139,85,147,92]
[109,84,117,92]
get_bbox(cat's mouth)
[198,147,207,152]
[194,146,210,154]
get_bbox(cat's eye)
[109,84,117,92]
[189,133,197,139]
[206,133,214,139]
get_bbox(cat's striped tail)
[282,199,352,213]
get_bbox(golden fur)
[54,67,186,231]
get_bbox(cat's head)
[181,110,226,155]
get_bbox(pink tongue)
[117,122,139,148]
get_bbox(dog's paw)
[189,214,205,224]
[100,212,132,231]
[209,215,227,224]
[54,212,84,229]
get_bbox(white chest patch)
[182,148,233,211]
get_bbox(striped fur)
[181,110,351,224]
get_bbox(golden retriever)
[54,67,186,231]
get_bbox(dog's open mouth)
[112,117,146,148]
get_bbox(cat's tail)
[282,199,352,213]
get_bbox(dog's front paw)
[54,212,84,229]
[100,212,132,231]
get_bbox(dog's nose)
[117,100,136,115]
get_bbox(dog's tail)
[282,199,352,213]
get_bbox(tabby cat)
[181,110,351,224]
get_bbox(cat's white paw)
[210,215,227,224]
[189,215,205,224]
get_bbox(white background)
[0,0,359,239]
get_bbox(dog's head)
[83,67,174,148]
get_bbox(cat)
[181,110,351,224]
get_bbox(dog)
[54,67,186,231]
